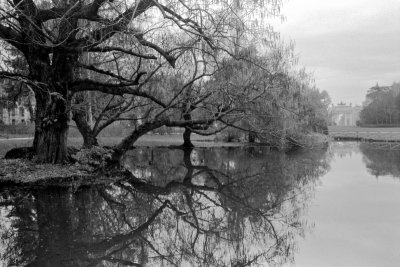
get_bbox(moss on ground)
[0,158,97,183]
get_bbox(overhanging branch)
[0,24,25,50]
[89,46,157,60]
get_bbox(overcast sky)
[272,0,400,105]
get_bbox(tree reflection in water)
[0,146,330,266]
[360,143,400,178]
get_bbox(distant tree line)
[360,82,400,126]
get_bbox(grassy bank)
[328,126,400,141]
[0,138,33,158]
[0,133,225,158]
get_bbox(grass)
[68,133,216,147]
[329,126,400,132]
[328,126,400,141]
[0,138,33,158]
[0,133,221,158]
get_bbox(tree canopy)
[360,82,400,125]
[0,0,330,164]
[0,0,287,163]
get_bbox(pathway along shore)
[328,126,400,142]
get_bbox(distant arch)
[330,103,361,126]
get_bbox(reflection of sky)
[287,142,400,267]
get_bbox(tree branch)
[78,63,132,82]
[0,24,25,50]
[71,77,168,108]
[88,46,157,60]
[72,0,156,49]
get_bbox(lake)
[0,142,399,266]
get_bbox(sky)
[272,0,400,106]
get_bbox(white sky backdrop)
[272,0,400,105]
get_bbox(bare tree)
[0,0,283,163]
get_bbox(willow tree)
[0,0,283,163]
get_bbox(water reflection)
[0,146,330,266]
[329,142,359,158]
[359,143,400,178]
[289,142,400,267]
[329,141,400,178]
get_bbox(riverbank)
[328,126,400,142]
[0,133,259,158]
[1,131,331,159]
[0,132,330,184]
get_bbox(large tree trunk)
[248,132,256,143]
[33,93,70,163]
[29,62,70,163]
[182,128,194,148]
[82,132,99,149]
[111,119,167,164]
[29,49,76,163]
[73,108,99,148]
[181,111,194,148]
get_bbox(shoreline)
[328,126,400,142]
[0,137,33,141]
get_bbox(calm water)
[0,142,400,266]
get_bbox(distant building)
[0,81,33,125]
[330,102,362,126]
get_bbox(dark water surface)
[0,142,399,266]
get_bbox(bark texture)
[28,51,73,163]
[182,128,194,148]
[73,109,99,148]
